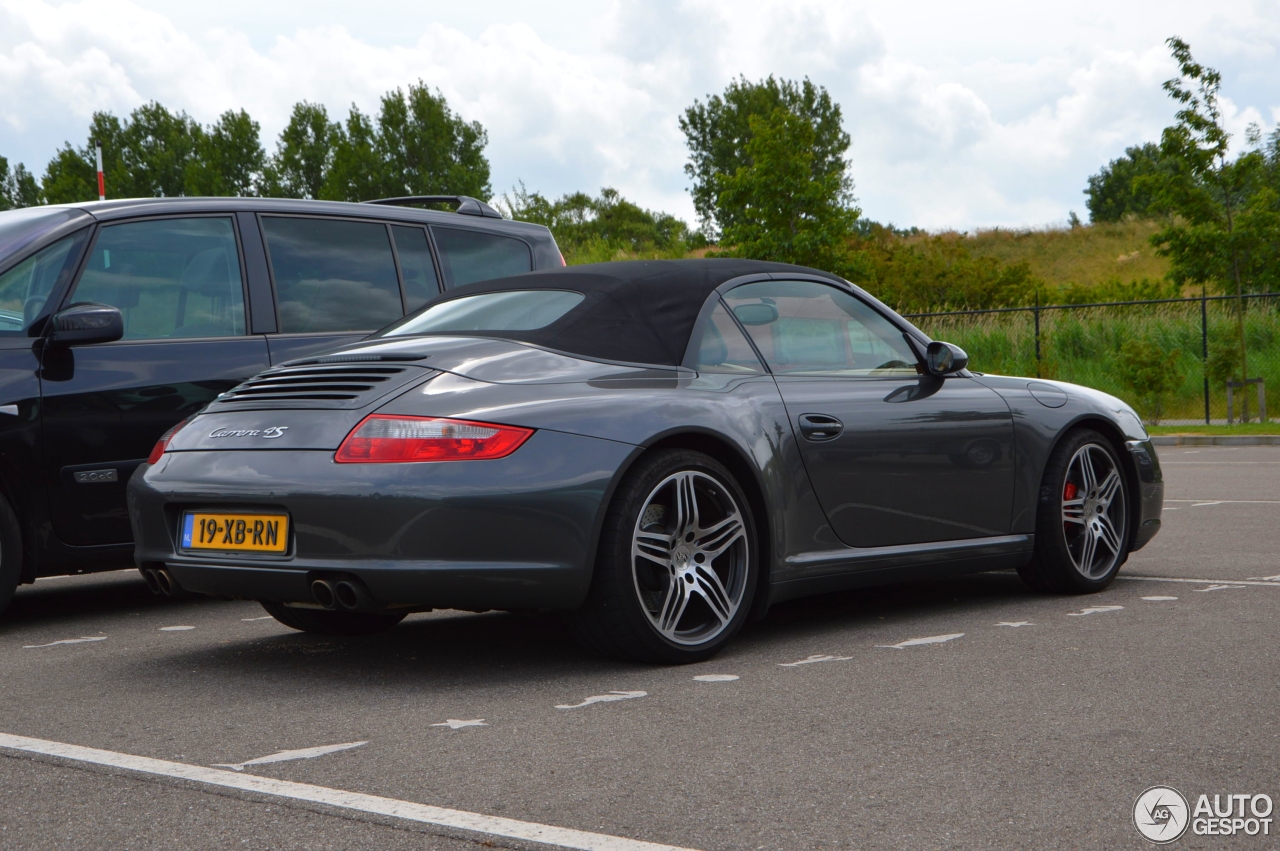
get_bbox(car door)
[39,215,270,546]
[259,216,442,365]
[723,278,1015,549]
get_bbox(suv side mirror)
[47,303,124,347]
[926,341,969,375]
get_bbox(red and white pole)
[95,140,105,201]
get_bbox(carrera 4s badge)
[208,426,290,439]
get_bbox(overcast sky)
[2,0,1278,229]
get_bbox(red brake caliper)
[1063,481,1078,501]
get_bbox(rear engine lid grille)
[208,363,435,411]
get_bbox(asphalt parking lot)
[0,445,1275,850]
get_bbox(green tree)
[320,82,491,202]
[1084,143,1174,222]
[185,109,265,196]
[0,157,41,209]
[1143,37,1280,384]
[374,82,490,199]
[713,107,859,271]
[261,102,337,199]
[40,104,204,202]
[680,75,850,236]
[322,106,383,202]
[498,183,692,263]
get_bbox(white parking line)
[1118,576,1279,588]
[0,732,700,851]
[1164,499,1280,504]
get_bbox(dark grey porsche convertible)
[129,259,1163,662]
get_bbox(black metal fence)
[903,292,1279,424]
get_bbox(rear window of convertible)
[381,289,584,337]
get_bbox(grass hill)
[913,219,1172,297]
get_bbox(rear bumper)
[128,429,635,610]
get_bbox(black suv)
[0,196,562,611]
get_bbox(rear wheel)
[0,494,21,616]
[1018,429,1130,593]
[570,449,758,664]
[259,601,405,636]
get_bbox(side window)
[432,226,531,288]
[722,280,919,376]
[0,231,87,337]
[391,225,441,313]
[262,217,403,333]
[70,218,246,340]
[693,301,766,374]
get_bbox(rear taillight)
[334,415,533,463]
[147,419,188,465]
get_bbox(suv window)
[391,225,441,313]
[0,231,88,337]
[70,217,246,340]
[723,280,919,376]
[432,226,531,288]
[262,217,403,333]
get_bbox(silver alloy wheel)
[1060,443,1127,579]
[631,470,749,646]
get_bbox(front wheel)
[570,449,758,664]
[1018,429,1130,593]
[259,601,406,636]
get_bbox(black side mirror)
[47,303,124,347]
[926,341,969,375]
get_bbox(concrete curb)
[1150,434,1280,446]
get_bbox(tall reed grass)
[910,297,1280,422]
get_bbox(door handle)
[798,413,843,442]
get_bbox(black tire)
[259,601,406,636]
[1018,428,1130,593]
[0,494,21,616]
[569,449,758,664]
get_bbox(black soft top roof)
[394,258,845,367]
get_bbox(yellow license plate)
[181,512,289,553]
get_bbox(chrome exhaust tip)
[140,568,162,596]
[310,579,337,609]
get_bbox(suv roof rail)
[362,195,504,219]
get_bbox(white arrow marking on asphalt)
[875,633,965,649]
[778,654,853,667]
[995,622,1033,627]
[430,719,487,730]
[160,626,194,631]
[555,691,647,710]
[23,637,106,649]
[1195,584,1244,593]
[1141,596,1178,601]
[692,674,739,682]
[1248,575,1280,582]
[212,741,367,772]
[1067,606,1124,616]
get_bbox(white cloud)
[1,0,1278,229]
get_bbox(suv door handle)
[798,413,843,442]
